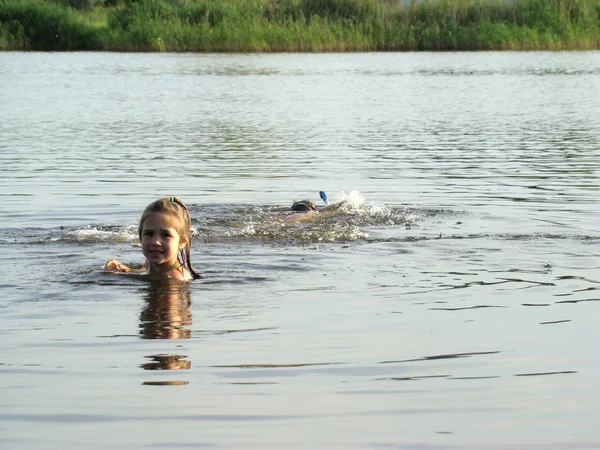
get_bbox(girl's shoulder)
[169,267,195,282]
[283,211,317,223]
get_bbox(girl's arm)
[104,259,146,273]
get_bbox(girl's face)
[140,213,185,272]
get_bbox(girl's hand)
[104,259,130,273]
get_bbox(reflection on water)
[139,279,192,385]
[142,380,190,386]
[141,354,191,371]
[139,279,192,340]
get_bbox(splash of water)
[15,191,446,245]
[62,226,138,244]
[329,190,365,211]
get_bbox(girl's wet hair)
[291,200,318,212]
[138,197,200,279]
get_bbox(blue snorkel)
[319,191,329,206]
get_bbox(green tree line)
[1,0,599,51]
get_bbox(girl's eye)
[143,231,152,236]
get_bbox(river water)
[1,51,599,449]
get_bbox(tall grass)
[0,0,104,50]
[1,0,599,51]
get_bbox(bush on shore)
[1,0,599,51]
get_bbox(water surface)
[1,51,599,449]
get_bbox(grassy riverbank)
[1,0,599,51]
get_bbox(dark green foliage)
[61,0,99,10]
[0,0,101,49]
[297,0,381,22]
[0,17,29,49]
[108,0,227,30]
[264,0,391,24]
[1,0,599,51]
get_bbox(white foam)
[333,190,365,209]
[63,226,138,243]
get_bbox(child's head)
[291,200,317,212]
[138,197,199,279]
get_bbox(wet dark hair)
[291,200,317,212]
[138,197,200,279]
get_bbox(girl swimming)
[282,199,319,222]
[275,193,348,223]
[104,197,200,281]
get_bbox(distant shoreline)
[1,0,599,52]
